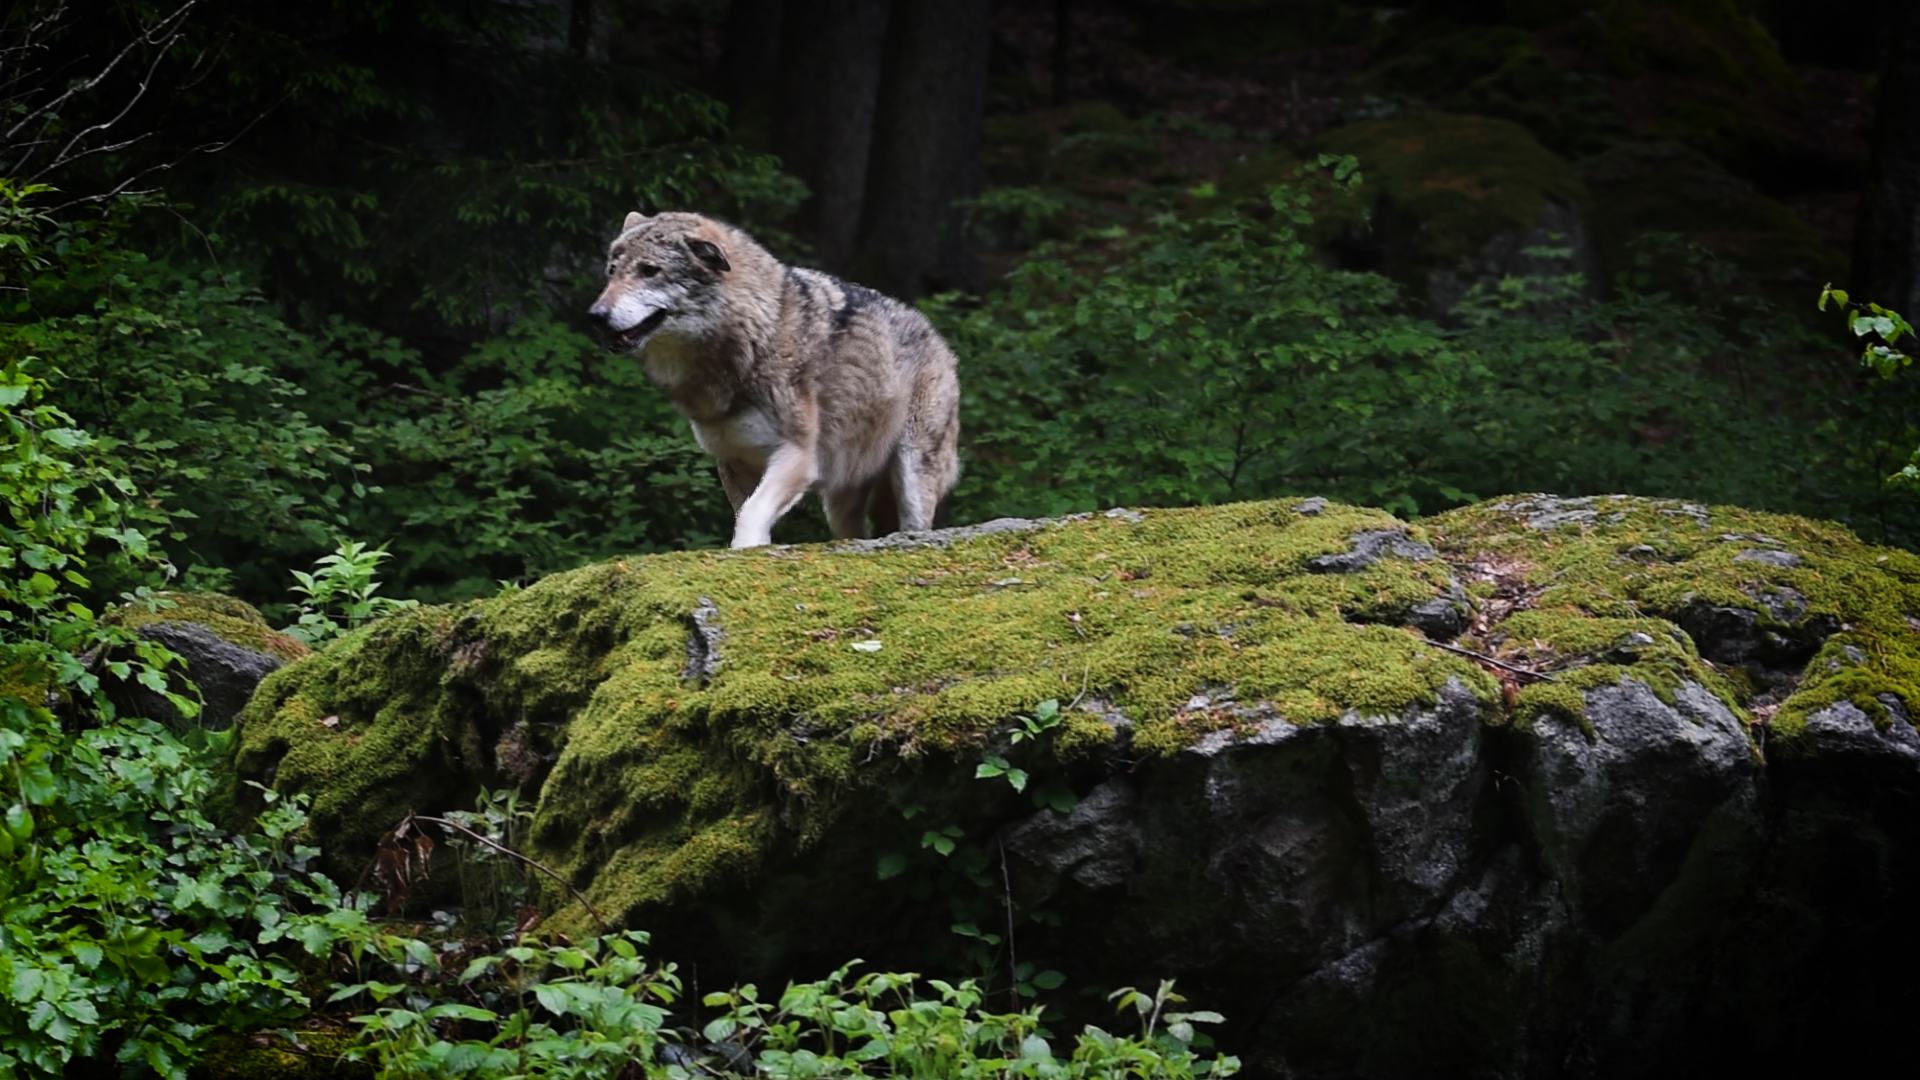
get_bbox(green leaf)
[10,967,45,1003]
[876,851,908,880]
[6,802,32,842]
[533,983,569,1015]
[425,1003,499,1022]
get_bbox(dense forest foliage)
[4,0,1919,1075]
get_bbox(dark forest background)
[6,0,1919,612]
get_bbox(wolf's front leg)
[731,445,816,548]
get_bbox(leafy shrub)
[335,935,1237,1080]
[8,230,738,604]
[296,314,737,601]
[0,358,363,1078]
[5,242,368,597]
[286,540,420,647]
[1820,284,1920,486]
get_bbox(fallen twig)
[1425,639,1557,682]
[412,813,610,935]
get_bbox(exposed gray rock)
[1488,494,1712,532]
[832,512,1125,554]
[1520,679,1756,935]
[1306,529,1437,573]
[1003,777,1141,890]
[1407,593,1468,639]
[1679,591,1838,668]
[681,597,726,681]
[1801,700,1920,766]
[125,621,288,730]
[1735,548,1802,568]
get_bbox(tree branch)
[2,0,198,184]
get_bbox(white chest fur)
[691,404,783,467]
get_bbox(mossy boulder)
[1311,112,1600,310]
[1361,24,1627,158]
[105,591,309,729]
[1583,141,1846,304]
[236,500,1479,894]
[235,495,1920,1075]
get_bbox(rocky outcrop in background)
[233,495,1920,1077]
[104,592,309,730]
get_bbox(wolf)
[588,211,961,549]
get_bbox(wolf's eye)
[638,264,661,278]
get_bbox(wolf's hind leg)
[869,476,900,537]
[823,482,875,540]
[717,460,759,513]
[888,446,933,532]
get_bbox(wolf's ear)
[685,237,731,273]
[623,211,646,230]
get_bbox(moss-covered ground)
[1428,496,1920,740]
[233,496,1920,935]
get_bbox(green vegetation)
[941,162,1903,539]
[0,359,356,1077]
[333,936,1236,1080]
[286,541,422,648]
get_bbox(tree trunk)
[848,0,990,299]
[773,0,890,271]
[567,0,608,62]
[1052,0,1071,106]
[1854,2,1920,314]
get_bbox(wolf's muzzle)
[590,306,671,352]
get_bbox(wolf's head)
[588,211,735,353]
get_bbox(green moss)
[0,653,53,707]
[107,591,310,662]
[195,1028,367,1079]
[238,494,1920,936]
[1590,0,1795,90]
[1513,679,1589,730]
